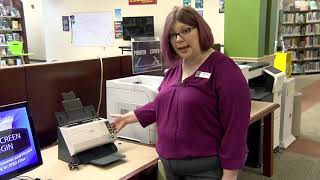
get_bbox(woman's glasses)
[169,27,194,42]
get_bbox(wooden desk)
[24,140,158,180]
[250,101,279,177]
[25,101,278,179]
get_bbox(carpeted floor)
[238,151,320,180]
[300,103,320,142]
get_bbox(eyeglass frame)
[169,27,195,42]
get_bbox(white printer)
[236,62,285,168]
[237,62,285,149]
[106,75,163,144]
[246,65,285,149]
[238,65,250,82]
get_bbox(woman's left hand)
[221,169,238,180]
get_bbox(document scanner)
[55,91,125,169]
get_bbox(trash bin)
[292,92,302,137]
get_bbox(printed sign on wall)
[183,0,191,7]
[131,39,162,74]
[62,16,70,31]
[129,0,157,5]
[115,8,122,21]
[114,21,123,39]
[195,0,203,8]
[195,0,203,17]
[219,0,224,13]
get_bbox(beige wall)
[23,0,46,60]
[24,0,224,61]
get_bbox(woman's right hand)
[110,114,127,133]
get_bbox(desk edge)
[250,103,280,124]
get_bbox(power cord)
[96,56,104,117]
[16,176,51,180]
[16,175,37,180]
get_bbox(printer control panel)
[104,121,115,135]
[264,66,282,74]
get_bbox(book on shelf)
[295,13,304,23]
[0,19,10,29]
[306,12,319,22]
[0,60,6,67]
[305,62,320,72]
[10,7,20,17]
[300,1,310,11]
[0,48,6,56]
[287,1,320,12]
[11,20,18,30]
[309,1,317,10]
[0,0,13,6]
[6,58,15,66]
[294,26,301,34]
[292,1,309,11]
[284,13,295,23]
[15,9,20,17]
[294,1,302,10]
[293,63,303,73]
[12,32,19,41]
[16,58,21,65]
[0,6,10,16]
[5,33,12,41]
[0,33,5,43]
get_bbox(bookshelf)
[0,0,29,67]
[279,0,320,75]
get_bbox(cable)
[96,56,104,117]
[16,175,35,180]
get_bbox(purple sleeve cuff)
[220,156,247,170]
[134,101,156,128]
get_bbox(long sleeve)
[215,60,251,170]
[134,101,157,128]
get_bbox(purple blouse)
[134,51,251,170]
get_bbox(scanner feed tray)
[77,143,126,166]
[89,153,126,166]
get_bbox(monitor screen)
[122,16,154,41]
[0,101,42,180]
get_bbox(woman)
[111,6,251,180]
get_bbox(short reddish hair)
[161,6,214,66]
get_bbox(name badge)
[195,71,211,79]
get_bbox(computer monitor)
[122,16,154,41]
[0,101,42,180]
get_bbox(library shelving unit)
[280,5,320,75]
[0,0,29,67]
